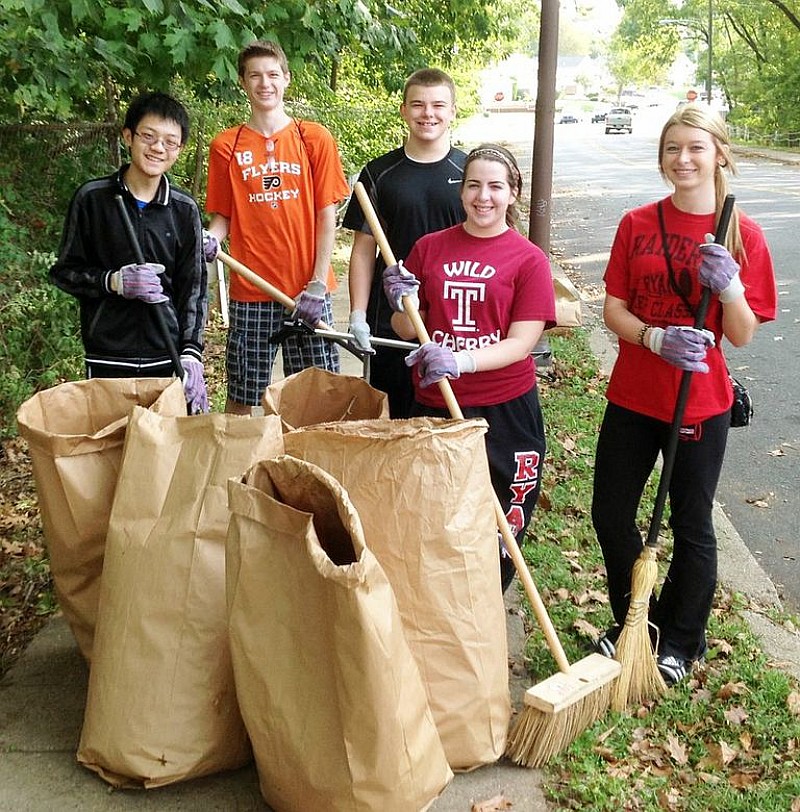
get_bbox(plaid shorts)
[226,298,340,406]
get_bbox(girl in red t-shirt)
[592,104,777,687]
[382,144,556,591]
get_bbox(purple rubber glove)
[202,229,220,263]
[180,356,209,414]
[698,241,745,303]
[404,343,476,388]
[648,325,716,373]
[382,262,420,313]
[292,279,326,325]
[111,263,167,303]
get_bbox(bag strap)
[657,201,696,318]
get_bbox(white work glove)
[293,279,327,325]
[180,355,209,414]
[348,309,374,354]
[382,262,420,313]
[202,229,220,263]
[648,325,716,374]
[109,263,167,303]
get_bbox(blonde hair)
[658,103,744,262]
[464,144,523,228]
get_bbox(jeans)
[592,402,729,660]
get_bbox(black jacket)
[50,166,207,369]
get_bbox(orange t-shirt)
[206,119,349,302]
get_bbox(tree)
[0,0,518,121]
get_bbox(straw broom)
[610,194,736,711]
[354,182,620,767]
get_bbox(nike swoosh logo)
[447,178,461,184]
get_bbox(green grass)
[519,330,800,811]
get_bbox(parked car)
[591,111,606,123]
[605,107,633,134]
[558,113,579,124]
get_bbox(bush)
[0,214,82,437]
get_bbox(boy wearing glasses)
[204,40,350,415]
[50,92,209,414]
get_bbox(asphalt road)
[455,107,799,611]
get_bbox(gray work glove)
[293,279,327,325]
[698,241,745,303]
[202,229,220,263]
[110,263,167,303]
[382,261,420,313]
[180,356,209,414]
[348,309,374,354]
[648,325,716,373]
[405,342,476,388]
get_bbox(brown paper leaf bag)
[284,418,511,770]
[77,407,284,788]
[227,455,452,811]
[545,275,583,336]
[15,377,187,660]
[261,366,388,431]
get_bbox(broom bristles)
[506,680,614,767]
[505,653,620,767]
[610,547,668,711]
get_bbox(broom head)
[506,653,620,767]
[610,546,667,711]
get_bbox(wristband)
[719,273,746,304]
[637,323,651,347]
[455,350,477,374]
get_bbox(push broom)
[610,193,735,711]
[354,182,620,767]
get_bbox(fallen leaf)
[665,734,689,766]
[573,618,600,638]
[717,681,748,700]
[788,691,800,716]
[471,793,512,811]
[723,706,749,726]
[729,770,760,788]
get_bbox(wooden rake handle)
[216,249,333,332]
[354,181,572,674]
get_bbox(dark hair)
[464,143,523,227]
[123,92,190,145]
[238,40,289,77]
[402,68,456,105]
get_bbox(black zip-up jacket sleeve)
[50,167,207,364]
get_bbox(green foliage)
[0,0,516,123]
[0,247,82,439]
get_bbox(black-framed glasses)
[134,130,182,152]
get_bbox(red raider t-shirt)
[604,196,777,423]
[404,224,556,409]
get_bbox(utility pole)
[528,0,559,254]
[706,0,713,105]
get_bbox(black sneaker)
[595,627,621,659]
[657,653,692,686]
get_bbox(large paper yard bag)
[227,455,452,811]
[77,407,284,788]
[261,366,388,431]
[284,418,511,770]
[15,377,186,660]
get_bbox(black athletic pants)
[592,402,729,661]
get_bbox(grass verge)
[525,330,800,811]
